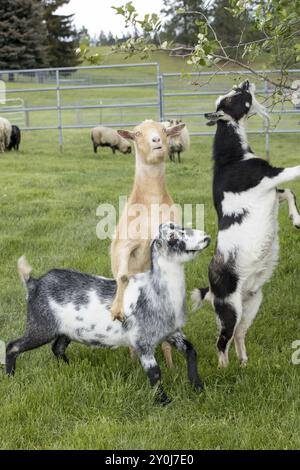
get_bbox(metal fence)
[0,63,299,153]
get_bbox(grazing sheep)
[6,223,210,405]
[164,119,190,163]
[192,80,300,368]
[91,126,132,155]
[0,117,12,153]
[7,125,21,151]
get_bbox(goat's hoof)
[111,309,125,322]
[61,354,69,364]
[157,394,172,406]
[111,302,125,322]
[240,359,248,367]
[194,382,204,393]
[218,354,229,368]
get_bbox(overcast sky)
[58,0,165,37]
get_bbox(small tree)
[77,26,91,47]
[97,30,108,46]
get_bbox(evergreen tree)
[161,0,208,46]
[77,25,91,46]
[0,0,48,70]
[97,31,108,46]
[106,32,116,46]
[211,0,261,58]
[42,0,81,67]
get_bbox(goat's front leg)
[168,331,204,392]
[111,245,135,321]
[111,274,129,322]
[277,188,300,229]
[265,166,300,189]
[139,353,171,405]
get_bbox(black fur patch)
[214,299,237,352]
[219,209,249,230]
[7,125,21,151]
[213,155,283,222]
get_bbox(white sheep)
[163,119,190,163]
[91,126,132,156]
[0,117,12,153]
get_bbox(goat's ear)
[241,80,250,91]
[117,130,135,141]
[166,123,185,137]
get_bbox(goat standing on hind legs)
[110,120,185,368]
[192,80,300,368]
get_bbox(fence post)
[264,79,270,161]
[157,64,164,122]
[56,69,63,152]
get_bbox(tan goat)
[110,119,185,367]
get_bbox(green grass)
[0,131,300,450]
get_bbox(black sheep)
[7,125,21,151]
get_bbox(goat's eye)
[135,131,142,137]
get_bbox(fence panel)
[0,64,299,154]
[161,69,300,158]
[0,63,161,149]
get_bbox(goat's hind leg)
[277,188,300,229]
[52,335,71,364]
[234,289,263,366]
[214,296,241,368]
[168,331,203,391]
[6,331,55,376]
[138,352,171,405]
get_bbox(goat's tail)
[17,255,33,286]
[191,287,211,312]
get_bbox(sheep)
[192,80,300,368]
[163,119,190,163]
[0,117,12,153]
[91,126,132,156]
[5,223,211,405]
[7,125,21,151]
[110,119,185,368]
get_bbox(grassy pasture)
[0,129,300,449]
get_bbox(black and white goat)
[6,223,210,404]
[192,80,300,368]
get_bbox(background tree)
[97,31,109,46]
[211,0,262,59]
[0,0,48,73]
[106,32,116,46]
[161,0,208,46]
[42,0,81,67]
[111,0,300,98]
